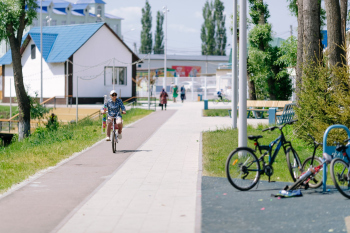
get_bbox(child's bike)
[110,117,119,153]
[226,120,302,191]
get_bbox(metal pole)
[205,55,207,100]
[163,6,168,89]
[113,58,115,90]
[10,78,12,130]
[76,76,78,123]
[148,53,151,110]
[40,0,43,103]
[191,75,194,101]
[238,0,247,147]
[66,60,68,107]
[232,0,238,129]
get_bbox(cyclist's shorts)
[107,116,122,124]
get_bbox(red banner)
[172,66,202,77]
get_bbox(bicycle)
[329,138,350,199]
[110,116,119,153]
[213,95,229,105]
[285,134,332,191]
[225,120,302,191]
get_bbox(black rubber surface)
[202,176,349,233]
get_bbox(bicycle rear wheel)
[225,148,260,191]
[223,98,229,105]
[330,158,350,199]
[301,156,323,188]
[286,147,302,182]
[112,131,117,153]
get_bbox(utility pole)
[40,0,43,103]
[148,53,151,110]
[232,0,238,129]
[290,25,293,37]
[238,0,247,148]
[163,6,169,90]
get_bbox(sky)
[68,0,299,55]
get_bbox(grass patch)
[202,124,329,183]
[203,109,230,117]
[0,105,19,119]
[0,108,153,193]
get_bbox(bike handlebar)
[307,133,322,146]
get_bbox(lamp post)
[238,0,247,147]
[40,0,43,103]
[163,6,169,90]
[232,0,238,129]
[46,16,52,26]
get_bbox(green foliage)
[201,1,216,55]
[153,11,164,54]
[45,114,59,131]
[295,58,350,143]
[0,105,18,118]
[286,0,298,16]
[248,0,270,25]
[28,93,50,120]
[140,0,152,54]
[0,0,38,41]
[277,35,297,68]
[213,0,227,55]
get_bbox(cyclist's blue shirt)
[102,99,126,117]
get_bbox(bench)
[228,100,293,119]
[275,103,296,125]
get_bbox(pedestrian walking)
[180,85,186,103]
[159,88,168,110]
[172,85,178,103]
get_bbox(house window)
[114,24,118,34]
[31,44,36,59]
[97,6,102,16]
[71,21,75,24]
[51,20,57,26]
[104,67,127,86]
[62,20,66,25]
[32,19,38,27]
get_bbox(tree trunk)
[303,0,320,64]
[340,0,347,47]
[296,0,304,96]
[325,0,345,67]
[8,34,31,140]
[247,73,257,100]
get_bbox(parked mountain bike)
[212,96,229,105]
[110,117,119,153]
[285,134,332,191]
[226,120,302,191]
[329,139,350,199]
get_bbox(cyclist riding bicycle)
[101,90,126,141]
[217,89,224,100]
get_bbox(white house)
[0,22,139,104]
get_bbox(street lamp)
[46,16,52,26]
[163,6,169,89]
[40,0,43,103]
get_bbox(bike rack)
[322,124,350,192]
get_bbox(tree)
[201,1,215,55]
[140,0,152,54]
[325,0,346,67]
[153,11,164,54]
[277,35,297,68]
[0,0,37,140]
[340,0,348,46]
[213,0,227,55]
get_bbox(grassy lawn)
[203,109,230,117]
[0,105,19,119]
[0,108,153,193]
[202,124,328,183]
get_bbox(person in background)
[217,89,224,100]
[160,88,168,110]
[180,85,186,103]
[101,90,126,141]
[172,85,178,102]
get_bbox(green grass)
[202,124,328,183]
[0,108,153,193]
[0,105,19,119]
[203,109,230,117]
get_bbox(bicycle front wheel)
[222,98,229,105]
[330,158,350,199]
[286,147,302,182]
[301,156,323,188]
[112,131,117,153]
[213,98,219,105]
[225,148,260,191]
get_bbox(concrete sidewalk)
[56,102,268,233]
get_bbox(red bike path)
[0,110,176,233]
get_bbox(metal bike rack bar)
[322,124,350,192]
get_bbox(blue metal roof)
[76,0,106,4]
[72,4,89,10]
[0,23,104,65]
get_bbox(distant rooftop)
[76,0,106,4]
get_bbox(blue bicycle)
[226,120,302,191]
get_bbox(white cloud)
[169,24,198,33]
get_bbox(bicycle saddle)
[248,135,263,140]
